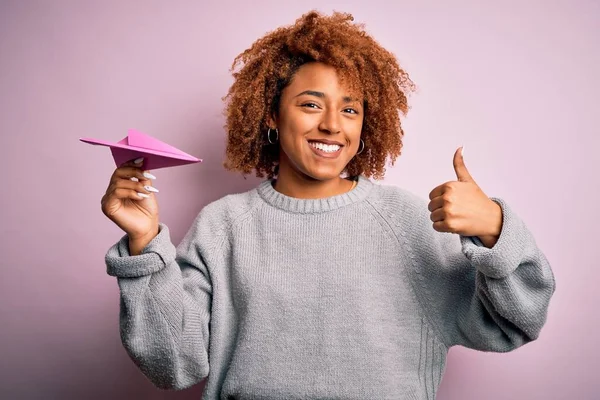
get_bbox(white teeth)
[309,142,341,153]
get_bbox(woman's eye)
[343,108,358,114]
[301,103,319,109]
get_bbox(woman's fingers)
[111,158,157,185]
[103,157,160,204]
[113,166,156,181]
[119,157,145,168]
[107,177,159,200]
[111,187,152,201]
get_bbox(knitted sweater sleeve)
[104,209,222,390]
[400,193,556,351]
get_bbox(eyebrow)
[295,90,358,104]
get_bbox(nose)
[318,109,341,135]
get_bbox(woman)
[102,11,555,400]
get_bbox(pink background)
[1,1,597,399]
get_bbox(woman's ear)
[266,114,277,129]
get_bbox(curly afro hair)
[222,10,415,180]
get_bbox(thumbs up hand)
[427,147,503,248]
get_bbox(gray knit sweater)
[105,176,555,400]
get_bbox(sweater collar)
[257,176,373,213]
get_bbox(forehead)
[286,62,362,100]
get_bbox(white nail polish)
[130,177,139,182]
[144,186,159,193]
[137,192,149,198]
[143,172,156,180]
[134,157,144,164]
[461,146,465,157]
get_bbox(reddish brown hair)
[223,10,415,179]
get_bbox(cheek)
[345,119,364,143]
[292,114,316,133]
[279,132,296,153]
[280,113,315,143]
[278,127,305,160]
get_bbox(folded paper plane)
[80,129,202,170]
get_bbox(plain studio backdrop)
[0,1,597,399]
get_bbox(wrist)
[129,225,159,255]
[477,234,499,248]
[477,201,502,248]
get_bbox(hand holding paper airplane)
[82,130,202,253]
[100,157,161,255]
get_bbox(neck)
[274,164,353,199]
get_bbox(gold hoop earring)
[267,128,279,144]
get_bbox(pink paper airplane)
[80,129,202,170]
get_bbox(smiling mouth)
[307,140,344,159]
[308,140,343,153]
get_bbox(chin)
[301,164,347,181]
[280,148,350,182]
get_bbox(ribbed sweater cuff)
[460,197,527,279]
[105,223,176,278]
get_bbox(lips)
[307,140,343,158]
[307,139,344,146]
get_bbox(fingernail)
[144,186,159,193]
[143,171,156,180]
[130,177,139,182]
[461,146,465,158]
[137,192,149,198]
[134,157,144,164]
